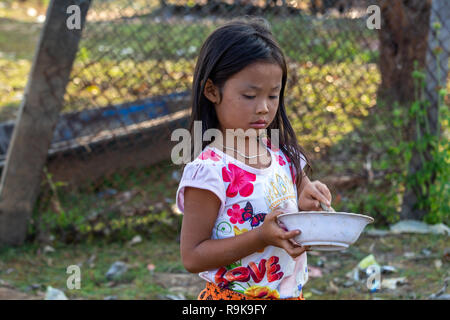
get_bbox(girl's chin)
[224,127,267,138]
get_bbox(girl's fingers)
[301,198,320,210]
[267,209,283,222]
[311,184,331,206]
[315,182,332,203]
[281,229,300,240]
[270,209,285,218]
[284,241,307,257]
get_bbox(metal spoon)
[320,202,336,212]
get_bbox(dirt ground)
[0,272,204,300]
[0,285,44,300]
[0,232,448,300]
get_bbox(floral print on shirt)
[222,163,256,198]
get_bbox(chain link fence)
[0,0,448,243]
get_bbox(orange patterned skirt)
[197,281,305,300]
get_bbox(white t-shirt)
[176,139,308,299]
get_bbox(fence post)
[0,0,91,246]
[400,0,450,220]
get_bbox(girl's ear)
[203,79,220,105]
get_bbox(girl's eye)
[243,95,279,100]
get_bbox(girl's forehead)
[228,62,283,88]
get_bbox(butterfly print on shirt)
[241,201,266,228]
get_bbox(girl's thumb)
[272,208,284,215]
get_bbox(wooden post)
[400,0,450,220]
[0,0,91,246]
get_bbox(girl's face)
[204,62,282,138]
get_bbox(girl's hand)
[257,209,310,259]
[298,180,332,211]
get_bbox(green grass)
[31,159,182,244]
[0,236,184,299]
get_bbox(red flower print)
[227,204,245,224]
[222,163,256,198]
[198,149,221,161]
[277,155,286,166]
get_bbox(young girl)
[176,17,332,300]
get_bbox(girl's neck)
[209,129,270,164]
[215,129,263,148]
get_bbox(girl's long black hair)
[186,16,311,192]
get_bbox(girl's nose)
[256,101,269,114]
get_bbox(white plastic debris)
[390,220,450,235]
[105,261,128,280]
[165,293,186,300]
[45,286,68,300]
[381,277,407,290]
[128,235,142,246]
[171,170,181,182]
[365,229,390,236]
[381,265,397,274]
[428,277,449,300]
[43,245,55,254]
[358,254,380,270]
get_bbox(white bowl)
[277,211,374,251]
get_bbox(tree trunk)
[0,0,91,246]
[400,0,450,220]
[377,0,432,106]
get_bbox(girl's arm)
[181,187,306,273]
[297,173,332,211]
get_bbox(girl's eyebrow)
[246,84,281,90]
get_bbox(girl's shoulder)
[179,146,225,181]
[181,146,224,173]
[176,148,227,215]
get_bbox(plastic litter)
[310,288,323,295]
[45,286,68,300]
[365,229,390,236]
[128,235,142,246]
[381,265,397,274]
[428,277,449,300]
[346,268,360,282]
[343,280,354,288]
[381,277,407,290]
[165,293,186,300]
[366,265,381,292]
[358,254,380,270]
[105,261,128,280]
[171,170,181,182]
[434,259,442,270]
[390,220,450,235]
[316,258,325,268]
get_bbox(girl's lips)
[249,123,267,128]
